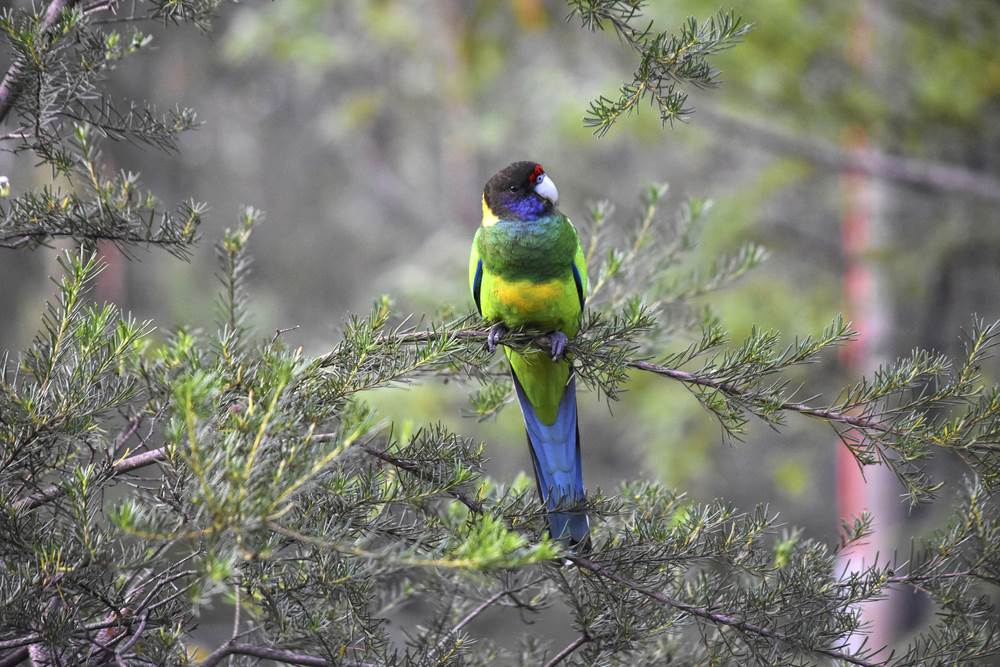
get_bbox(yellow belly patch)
[493,277,562,315]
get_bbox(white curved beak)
[534,173,559,206]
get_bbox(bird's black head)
[482,161,559,222]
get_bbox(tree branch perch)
[568,555,886,667]
[0,0,82,125]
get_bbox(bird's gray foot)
[486,322,509,353]
[549,331,569,361]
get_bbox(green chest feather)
[475,214,581,334]
[476,215,578,281]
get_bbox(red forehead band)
[530,164,545,182]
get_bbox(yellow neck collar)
[480,194,500,227]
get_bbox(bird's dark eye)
[508,185,517,192]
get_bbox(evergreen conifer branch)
[214,207,261,353]
[3,212,999,667]
[567,555,882,666]
[0,0,81,125]
[0,0,215,255]
[567,2,750,134]
[359,309,1000,503]
[2,3,999,664]
[3,196,999,665]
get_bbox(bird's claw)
[549,331,569,361]
[486,323,508,354]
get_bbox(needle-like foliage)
[0,0,211,254]
[568,2,750,134]
[2,187,998,667]
[1,1,999,666]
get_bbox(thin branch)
[0,648,27,667]
[0,228,195,252]
[568,556,885,667]
[431,577,548,657]
[380,325,1000,455]
[0,568,195,653]
[14,422,479,518]
[0,128,32,141]
[393,326,873,427]
[360,444,483,513]
[197,643,332,667]
[441,591,506,641]
[82,0,116,15]
[231,581,241,643]
[16,446,166,510]
[272,324,300,343]
[625,359,896,434]
[0,617,128,651]
[13,321,981,514]
[698,105,1000,202]
[0,0,81,125]
[115,612,147,656]
[89,610,148,664]
[544,632,591,667]
[196,642,379,667]
[109,414,143,458]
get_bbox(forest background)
[1,0,999,659]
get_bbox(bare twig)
[231,581,241,643]
[16,446,166,510]
[272,324,300,343]
[698,105,1000,202]
[115,612,147,656]
[544,632,591,667]
[0,618,130,651]
[0,128,32,141]
[0,648,28,667]
[197,643,331,667]
[431,577,547,657]
[82,0,117,15]
[89,610,148,665]
[197,643,380,667]
[109,414,143,458]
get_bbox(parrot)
[468,161,590,550]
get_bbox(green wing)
[469,228,483,315]
[570,219,588,309]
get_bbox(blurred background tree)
[101,0,1000,582]
[1,0,1000,664]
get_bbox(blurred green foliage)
[2,0,1000,661]
[3,0,999,576]
[147,0,991,525]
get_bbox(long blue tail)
[511,371,590,550]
